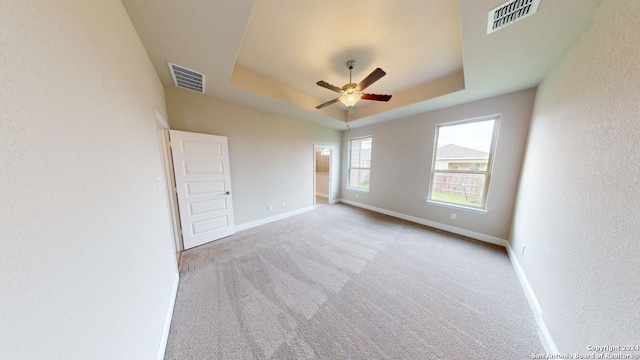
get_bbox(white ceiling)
[122,0,602,130]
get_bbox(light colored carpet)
[165,204,543,359]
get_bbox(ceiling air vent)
[487,0,540,34]
[168,62,205,93]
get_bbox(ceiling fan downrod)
[346,60,356,84]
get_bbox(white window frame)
[347,136,373,192]
[427,115,500,212]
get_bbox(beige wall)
[511,0,640,352]
[341,89,535,240]
[0,1,177,359]
[165,87,342,224]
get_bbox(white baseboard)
[158,272,179,360]
[338,199,508,247]
[234,206,315,232]
[315,192,328,198]
[506,245,558,354]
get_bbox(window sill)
[425,199,488,215]
[347,187,370,193]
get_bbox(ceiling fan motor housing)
[342,83,359,92]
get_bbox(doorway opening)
[314,145,332,206]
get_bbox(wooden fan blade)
[362,93,392,102]
[316,98,340,109]
[357,68,386,91]
[316,81,342,93]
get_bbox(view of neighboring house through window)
[428,117,499,210]
[348,136,372,190]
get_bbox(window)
[428,117,499,210]
[348,136,372,191]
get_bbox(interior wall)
[0,1,178,359]
[341,89,535,240]
[510,0,640,352]
[165,87,342,225]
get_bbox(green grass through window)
[431,191,480,207]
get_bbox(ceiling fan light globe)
[340,89,362,107]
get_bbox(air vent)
[168,62,205,93]
[487,0,540,34]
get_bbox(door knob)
[225,191,230,195]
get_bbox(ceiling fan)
[315,60,392,113]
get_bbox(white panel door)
[169,130,235,249]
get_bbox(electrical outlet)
[268,205,273,211]
[522,246,526,256]
[281,202,286,208]
[450,213,456,220]
[355,193,359,198]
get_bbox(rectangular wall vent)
[168,62,205,93]
[487,0,540,34]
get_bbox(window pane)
[349,169,370,190]
[350,138,372,168]
[429,118,497,209]
[348,137,372,190]
[431,172,487,207]
[434,120,494,171]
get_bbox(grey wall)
[0,1,177,359]
[165,87,342,225]
[511,0,640,352]
[341,89,535,240]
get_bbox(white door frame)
[313,145,333,205]
[155,110,183,263]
